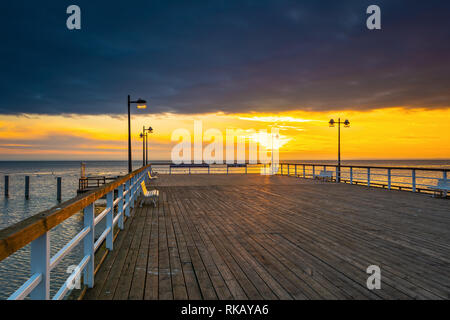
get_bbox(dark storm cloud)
[0,0,449,115]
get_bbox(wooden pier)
[77,176,120,194]
[83,174,450,300]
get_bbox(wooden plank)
[193,198,279,300]
[166,189,202,300]
[128,201,154,299]
[172,196,220,299]
[112,206,146,300]
[158,194,173,300]
[144,193,159,300]
[165,199,189,300]
[186,197,246,299]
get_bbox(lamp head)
[136,98,147,109]
[344,119,350,127]
[328,119,335,127]
[140,133,144,138]
[148,127,153,133]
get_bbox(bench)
[140,181,159,207]
[430,179,449,198]
[148,171,158,180]
[314,170,333,182]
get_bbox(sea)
[0,159,449,299]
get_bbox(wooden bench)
[140,181,159,207]
[430,179,449,198]
[314,170,333,182]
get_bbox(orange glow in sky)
[0,107,449,160]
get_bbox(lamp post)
[140,128,146,167]
[144,127,153,165]
[128,95,147,173]
[328,118,350,183]
[140,126,154,166]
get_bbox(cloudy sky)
[0,0,449,160]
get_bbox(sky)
[0,0,449,160]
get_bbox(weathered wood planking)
[84,174,450,300]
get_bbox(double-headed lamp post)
[140,126,154,166]
[128,95,147,173]
[145,127,153,165]
[328,118,350,183]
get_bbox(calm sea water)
[0,159,449,299]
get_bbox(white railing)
[0,165,151,300]
[150,162,448,195]
[279,163,448,195]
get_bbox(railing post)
[281,164,283,175]
[30,232,50,300]
[245,164,247,174]
[287,164,290,176]
[106,190,114,250]
[189,167,191,175]
[295,164,297,176]
[25,176,30,199]
[169,166,172,175]
[138,172,143,196]
[335,166,338,182]
[412,169,416,192]
[130,176,135,209]
[303,165,306,178]
[57,177,62,202]
[312,165,315,178]
[350,167,353,184]
[367,168,371,187]
[118,183,124,229]
[83,203,95,288]
[226,166,228,175]
[4,175,9,197]
[208,165,210,174]
[125,179,131,217]
[387,169,391,190]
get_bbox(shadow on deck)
[83,174,450,300]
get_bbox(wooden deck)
[83,174,450,300]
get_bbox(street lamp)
[140,126,154,166]
[140,130,146,167]
[329,118,350,182]
[128,95,147,173]
[144,126,153,165]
